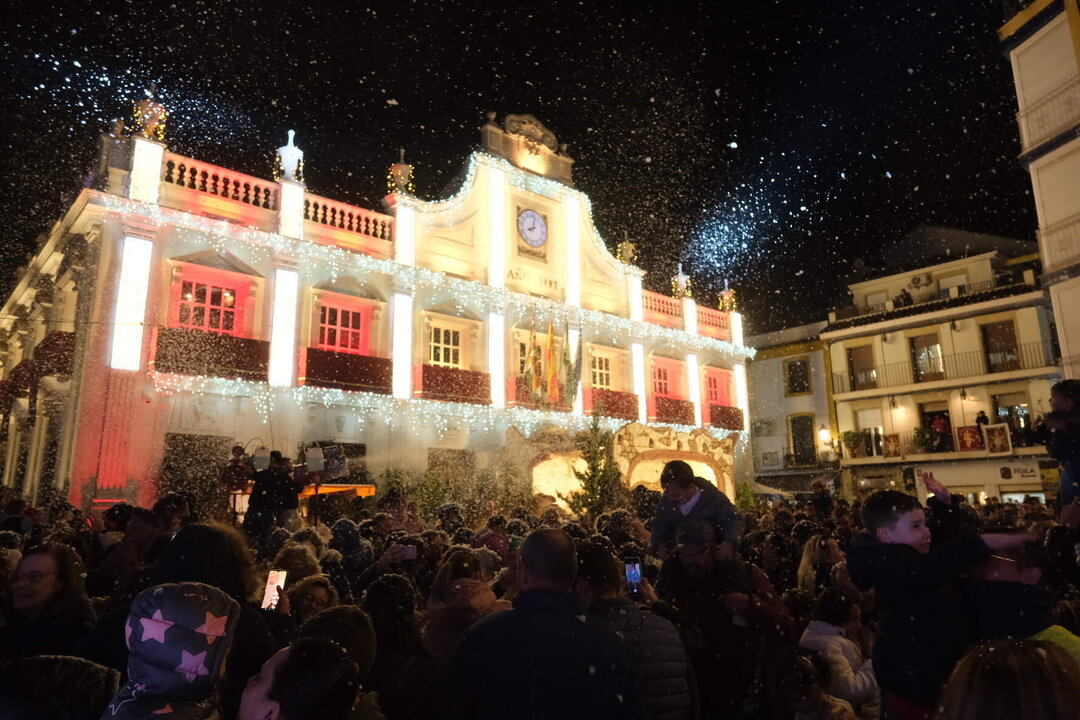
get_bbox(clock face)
[517,209,548,248]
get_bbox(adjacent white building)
[1000,1,1080,377]
[821,251,1061,502]
[747,321,839,496]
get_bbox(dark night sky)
[0,0,1034,333]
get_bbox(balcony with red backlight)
[414,364,490,404]
[299,349,392,394]
[709,405,745,431]
[583,387,638,421]
[650,395,696,426]
[150,327,269,382]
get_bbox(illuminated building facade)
[0,112,752,508]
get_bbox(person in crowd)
[148,523,285,720]
[271,542,322,589]
[101,581,239,719]
[87,507,165,600]
[289,527,354,601]
[244,451,300,546]
[798,587,879,719]
[296,606,385,720]
[1037,379,1080,506]
[330,517,376,589]
[975,410,990,426]
[423,548,510,664]
[781,651,857,720]
[286,574,338,626]
[655,519,793,717]
[0,544,96,661]
[152,492,191,536]
[472,514,512,567]
[649,461,744,559]
[452,528,643,720]
[574,538,695,720]
[963,542,1080,667]
[796,534,853,596]
[363,573,445,720]
[846,484,1031,718]
[237,637,359,720]
[0,654,120,720]
[354,534,426,594]
[762,509,799,593]
[0,499,30,534]
[937,639,1080,720]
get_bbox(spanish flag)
[546,319,559,405]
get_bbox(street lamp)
[818,425,835,448]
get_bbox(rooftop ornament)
[132,84,167,141]
[275,129,304,183]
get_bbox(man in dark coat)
[451,529,643,720]
[655,520,793,718]
[574,539,696,720]
[650,461,744,559]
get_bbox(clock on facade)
[517,209,548,248]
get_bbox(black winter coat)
[451,589,644,720]
[846,531,989,706]
[649,482,745,554]
[589,597,696,720]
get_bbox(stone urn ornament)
[276,129,304,183]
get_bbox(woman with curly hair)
[286,575,339,625]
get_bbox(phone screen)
[624,558,642,590]
[261,570,287,609]
[401,545,418,561]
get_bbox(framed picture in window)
[882,433,902,458]
[983,423,1012,455]
[956,425,985,452]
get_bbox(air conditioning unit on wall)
[910,273,932,287]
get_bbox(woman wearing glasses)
[0,543,96,661]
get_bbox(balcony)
[1016,77,1080,153]
[1039,211,1080,272]
[784,451,839,469]
[151,327,269,382]
[508,376,572,412]
[829,271,1034,325]
[833,341,1053,394]
[584,387,638,420]
[651,395,695,425]
[414,364,490,404]
[642,290,683,328]
[709,404,744,431]
[299,348,392,394]
[696,306,732,341]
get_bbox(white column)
[129,137,164,204]
[686,353,702,426]
[682,297,697,335]
[564,194,581,308]
[734,363,749,428]
[632,341,647,424]
[628,274,644,322]
[278,180,306,241]
[731,311,744,346]
[569,326,583,415]
[488,311,506,408]
[109,235,154,371]
[395,204,416,267]
[488,168,506,287]
[268,267,300,387]
[391,291,414,399]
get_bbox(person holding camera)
[1037,380,1080,507]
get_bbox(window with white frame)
[518,341,529,375]
[652,365,670,396]
[429,326,462,368]
[318,303,364,354]
[179,280,238,334]
[591,355,612,389]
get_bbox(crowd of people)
[0,448,1079,719]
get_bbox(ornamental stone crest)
[504,114,559,154]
